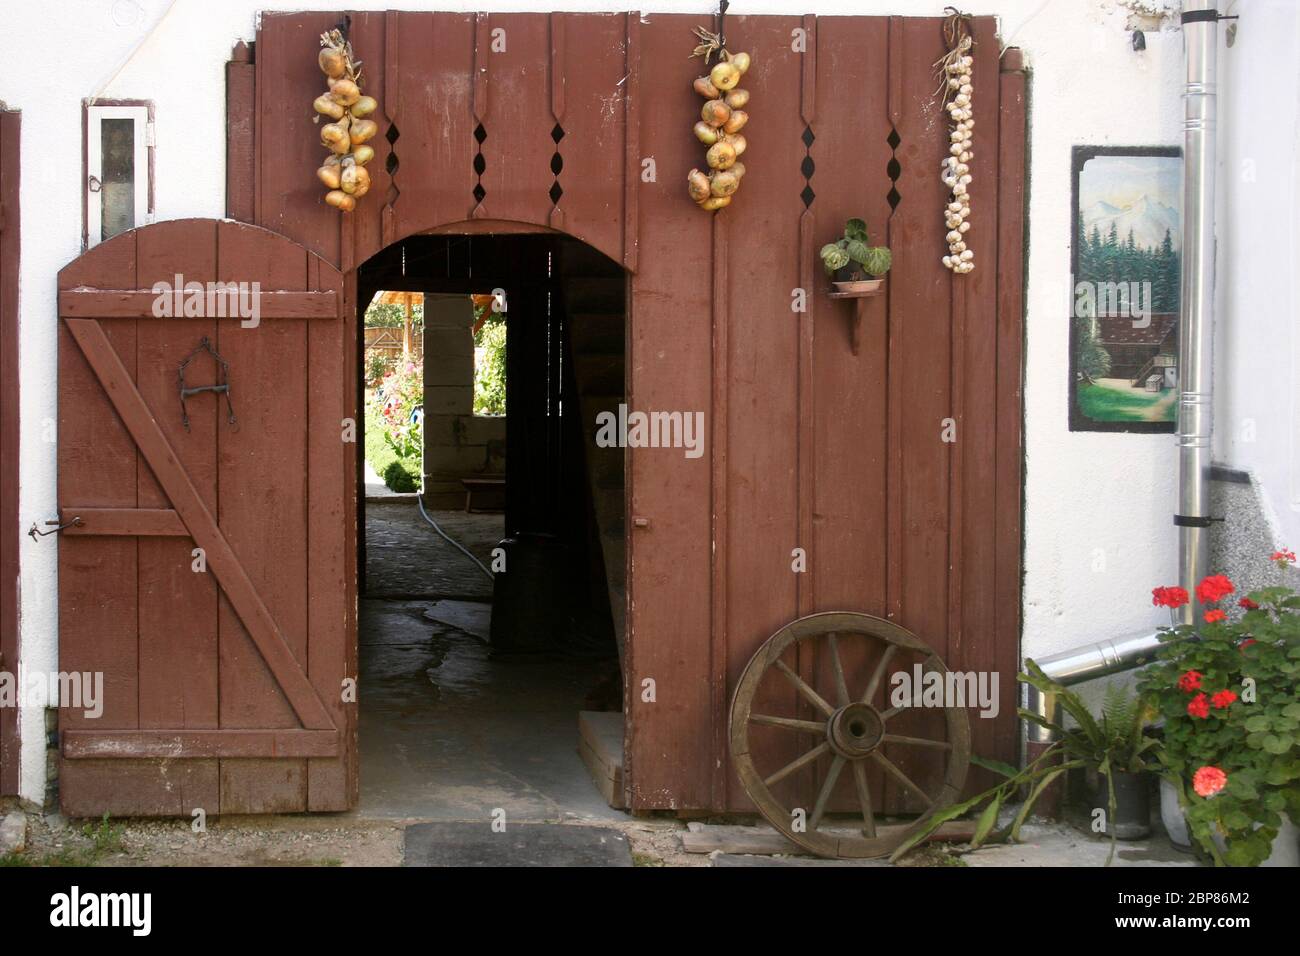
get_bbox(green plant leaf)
[970,755,1020,779]
[971,794,1002,848]
[844,217,868,241]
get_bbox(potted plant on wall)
[1139,556,1300,866]
[820,218,892,295]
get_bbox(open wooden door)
[56,218,355,816]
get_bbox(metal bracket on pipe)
[1173,514,1224,528]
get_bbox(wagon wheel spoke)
[750,714,827,734]
[862,643,897,705]
[763,741,831,788]
[878,654,939,720]
[809,755,846,830]
[882,733,953,751]
[826,631,850,707]
[773,659,835,717]
[871,751,934,807]
[851,759,877,838]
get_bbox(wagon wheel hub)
[827,703,884,759]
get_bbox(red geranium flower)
[1272,549,1296,568]
[1196,574,1235,605]
[1238,638,1257,651]
[1193,766,1228,797]
[1238,597,1259,610]
[1177,670,1203,693]
[1211,689,1237,709]
[1204,609,1226,624]
[1187,693,1210,719]
[1152,586,1190,609]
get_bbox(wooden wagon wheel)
[729,611,971,859]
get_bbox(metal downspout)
[1025,3,1220,749]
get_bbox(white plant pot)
[1262,819,1300,868]
[1160,777,1193,850]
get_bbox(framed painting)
[1068,146,1183,433]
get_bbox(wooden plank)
[61,508,187,537]
[63,730,339,759]
[624,13,715,811]
[994,51,1027,778]
[709,211,729,809]
[254,12,341,263]
[214,220,316,810]
[553,12,627,264]
[719,14,805,812]
[622,12,640,272]
[59,289,338,319]
[808,16,892,816]
[956,17,1007,791]
[226,41,256,223]
[62,318,334,733]
[880,16,957,812]
[57,232,142,749]
[306,245,353,810]
[0,109,19,795]
[475,14,554,227]
[134,220,220,744]
[59,760,219,818]
[390,12,477,241]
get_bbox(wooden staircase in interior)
[563,254,628,810]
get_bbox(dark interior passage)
[355,231,627,817]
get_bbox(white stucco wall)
[1,0,1201,805]
[1215,0,1300,552]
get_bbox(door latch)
[28,515,82,540]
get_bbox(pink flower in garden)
[1177,670,1203,693]
[1192,766,1228,798]
[1271,549,1296,568]
[1186,693,1210,719]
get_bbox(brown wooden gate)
[47,11,1023,818]
[56,218,355,816]
[230,11,1025,814]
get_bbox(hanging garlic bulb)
[938,33,975,275]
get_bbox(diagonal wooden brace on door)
[64,317,336,732]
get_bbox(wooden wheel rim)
[729,611,971,859]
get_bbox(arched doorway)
[353,228,628,817]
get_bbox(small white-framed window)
[85,101,154,248]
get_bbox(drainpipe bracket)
[1181,10,1237,25]
[1173,514,1224,528]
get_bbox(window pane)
[100,118,135,240]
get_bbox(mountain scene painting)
[1069,147,1182,433]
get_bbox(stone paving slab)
[403,822,632,867]
[364,501,500,599]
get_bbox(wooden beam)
[64,317,336,731]
[59,289,339,319]
[60,507,188,537]
[63,730,339,759]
